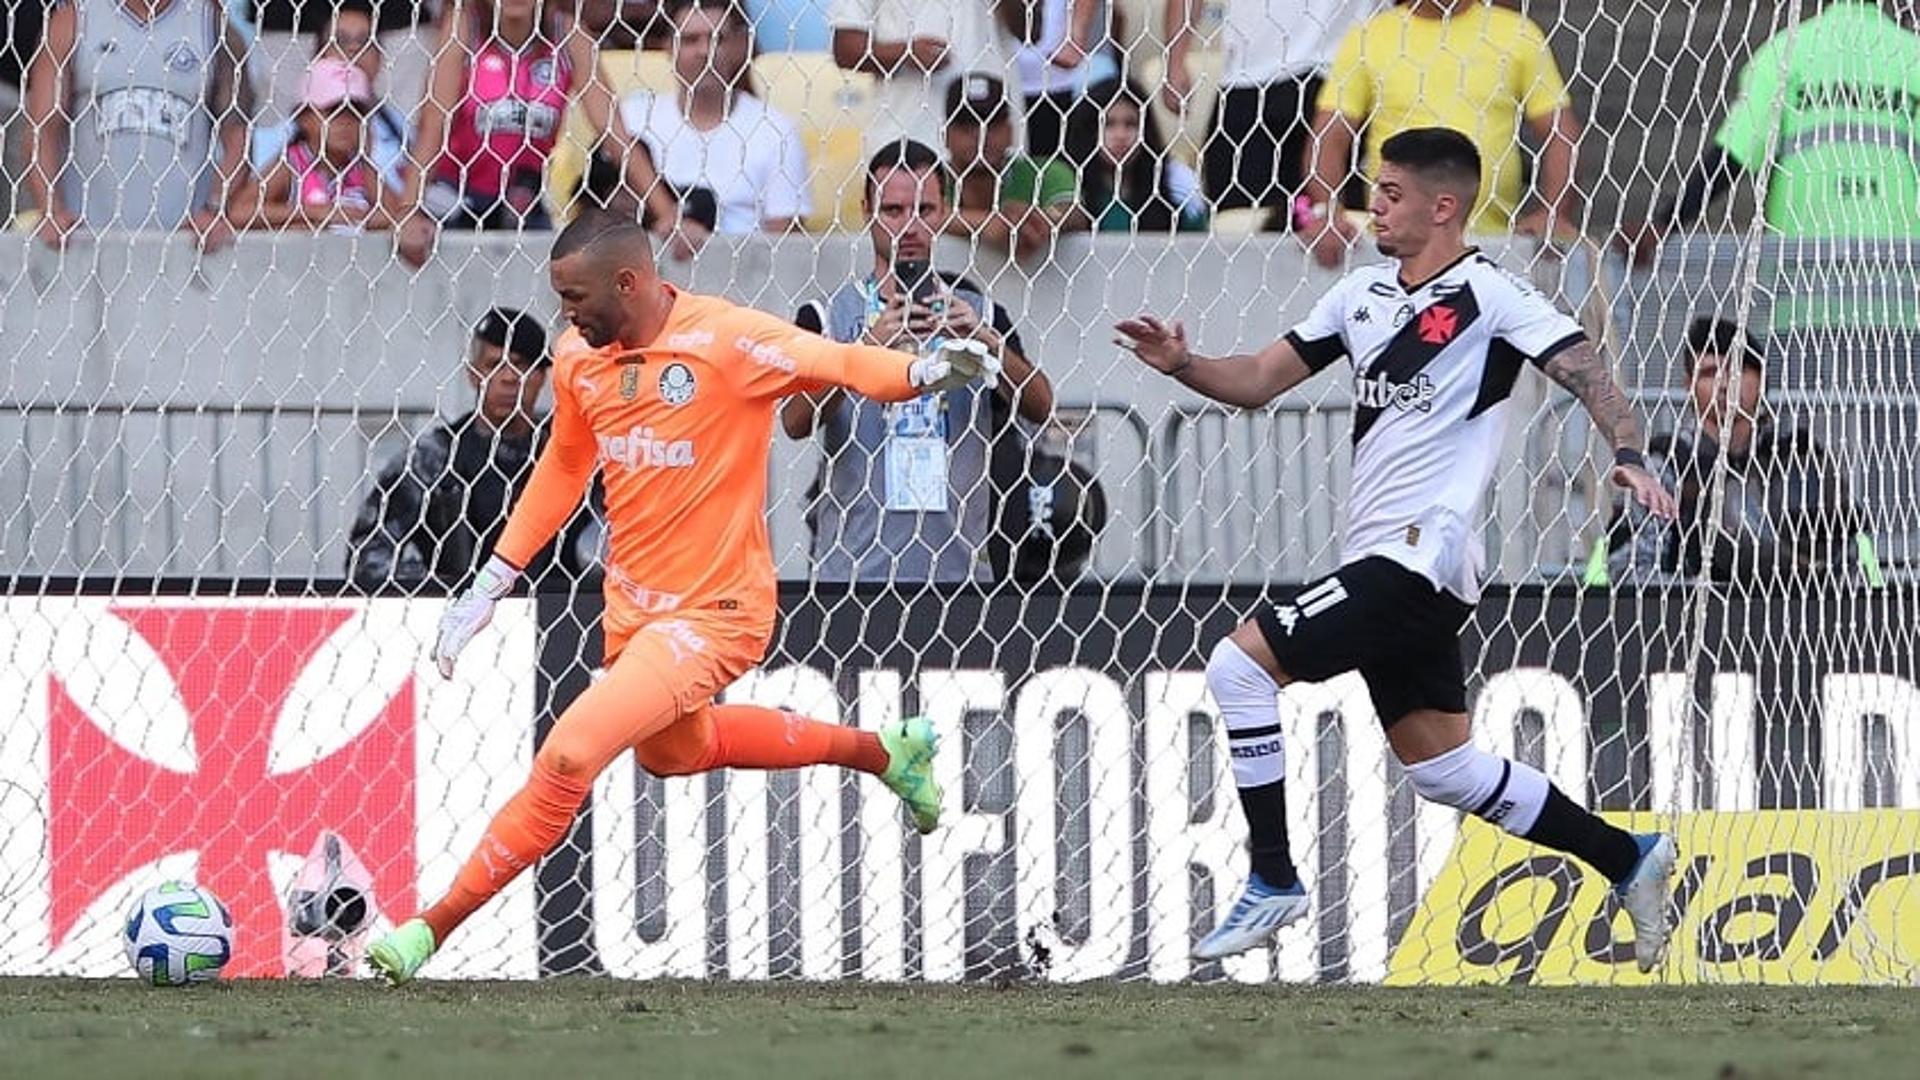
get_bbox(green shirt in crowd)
[1715,0,1920,238]
[950,156,1079,214]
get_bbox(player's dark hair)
[1683,317,1766,375]
[864,139,950,205]
[550,211,650,264]
[1380,127,1482,200]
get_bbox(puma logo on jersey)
[1354,372,1436,413]
[598,425,696,469]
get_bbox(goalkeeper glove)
[908,338,1000,394]
[433,554,519,680]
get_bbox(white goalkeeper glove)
[908,338,1000,394]
[433,554,519,680]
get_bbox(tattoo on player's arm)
[1543,342,1646,452]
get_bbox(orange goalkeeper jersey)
[494,287,920,643]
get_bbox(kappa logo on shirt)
[598,425,696,469]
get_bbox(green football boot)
[878,716,943,835]
[367,917,436,986]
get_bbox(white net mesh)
[1,0,1916,985]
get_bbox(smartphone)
[892,257,937,304]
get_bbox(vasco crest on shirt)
[658,362,696,407]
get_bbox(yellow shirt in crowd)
[1319,2,1572,232]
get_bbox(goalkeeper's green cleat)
[368,918,437,986]
[878,716,944,835]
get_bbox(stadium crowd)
[1,0,1910,588]
[0,0,1630,253]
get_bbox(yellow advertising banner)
[1388,812,1920,985]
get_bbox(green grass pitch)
[4,979,1915,1079]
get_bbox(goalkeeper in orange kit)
[369,215,999,984]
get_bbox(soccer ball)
[123,881,233,986]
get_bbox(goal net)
[1,0,1915,985]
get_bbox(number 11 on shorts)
[1276,577,1348,635]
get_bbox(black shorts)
[1254,556,1473,725]
[1202,75,1322,214]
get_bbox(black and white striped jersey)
[1284,250,1586,602]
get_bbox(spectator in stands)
[1625,2,1920,264]
[398,0,658,266]
[781,139,1052,583]
[1305,0,1583,267]
[239,58,408,233]
[248,1,438,128]
[1591,317,1884,586]
[25,0,254,251]
[1012,0,1120,166]
[942,72,1085,259]
[1166,0,1374,230]
[1081,77,1207,233]
[247,4,411,206]
[619,0,812,247]
[1,1,46,226]
[347,307,602,592]
[828,0,1017,152]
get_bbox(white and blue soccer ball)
[123,881,233,986]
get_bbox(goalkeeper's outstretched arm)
[1115,314,1318,408]
[734,308,998,403]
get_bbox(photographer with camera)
[781,140,1053,584]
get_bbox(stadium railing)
[3,231,1913,584]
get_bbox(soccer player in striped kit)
[1118,128,1683,969]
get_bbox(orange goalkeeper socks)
[420,758,590,945]
[709,704,889,775]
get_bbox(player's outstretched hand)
[909,338,1000,393]
[1611,463,1679,522]
[1114,314,1191,375]
[432,556,519,680]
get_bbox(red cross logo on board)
[1418,304,1459,345]
[47,605,417,976]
